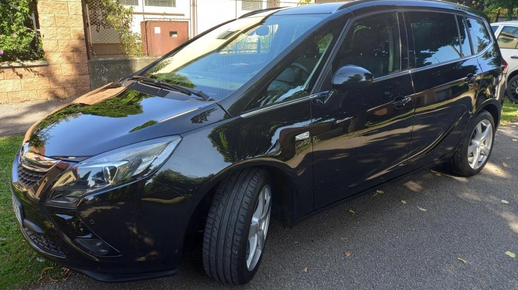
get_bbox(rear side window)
[497,26,518,49]
[406,12,463,68]
[457,16,472,57]
[466,17,491,53]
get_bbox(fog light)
[75,238,110,256]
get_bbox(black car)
[11,0,505,285]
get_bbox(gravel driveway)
[29,124,518,290]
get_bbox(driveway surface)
[29,124,518,290]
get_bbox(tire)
[202,168,272,285]
[507,75,518,104]
[448,111,495,177]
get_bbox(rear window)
[466,17,491,53]
[406,12,463,68]
[497,26,518,49]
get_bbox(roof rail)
[239,7,283,19]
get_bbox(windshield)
[142,14,327,100]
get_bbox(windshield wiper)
[129,76,212,101]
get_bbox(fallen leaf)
[457,257,468,264]
[513,139,518,142]
[430,169,442,176]
[417,206,427,212]
[38,267,54,282]
[340,237,348,241]
[502,200,510,204]
[60,267,71,282]
[344,251,352,257]
[505,251,516,258]
[502,162,509,168]
[348,209,355,215]
[375,189,384,194]
[401,200,407,205]
[302,267,308,273]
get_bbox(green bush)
[86,0,143,57]
[0,0,44,62]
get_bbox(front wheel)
[448,111,495,177]
[508,75,518,104]
[202,168,272,285]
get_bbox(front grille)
[23,227,65,258]
[17,162,47,189]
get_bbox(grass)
[501,98,518,124]
[0,135,67,289]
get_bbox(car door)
[495,25,518,70]
[494,24,518,97]
[404,12,481,170]
[310,12,415,208]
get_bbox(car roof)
[253,0,471,16]
[492,20,518,26]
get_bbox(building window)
[242,0,262,11]
[145,0,176,7]
[119,0,139,5]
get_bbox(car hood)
[24,82,228,159]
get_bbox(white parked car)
[492,21,518,103]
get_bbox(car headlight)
[46,136,181,207]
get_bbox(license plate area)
[12,194,24,225]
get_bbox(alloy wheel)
[510,78,518,103]
[246,185,272,271]
[467,119,493,170]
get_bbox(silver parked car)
[492,21,518,103]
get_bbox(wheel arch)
[507,69,518,84]
[477,99,501,128]
[184,160,301,236]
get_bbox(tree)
[85,0,142,56]
[448,0,486,10]
[0,0,43,62]
[486,0,518,20]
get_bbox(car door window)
[334,12,401,78]
[497,26,518,49]
[406,12,463,68]
[245,32,335,109]
[466,17,491,53]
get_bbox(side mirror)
[331,65,374,90]
[324,65,374,110]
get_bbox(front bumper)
[10,153,195,282]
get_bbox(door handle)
[510,55,518,59]
[295,131,310,141]
[392,96,411,108]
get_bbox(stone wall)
[0,0,90,104]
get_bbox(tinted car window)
[466,17,491,53]
[245,31,337,109]
[406,12,462,68]
[497,26,518,49]
[457,16,473,57]
[491,25,499,33]
[337,13,401,78]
